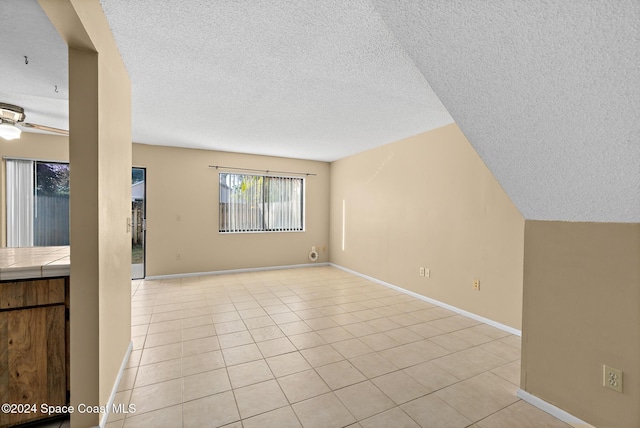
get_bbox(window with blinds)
[219,173,304,233]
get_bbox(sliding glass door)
[6,161,146,279]
[131,167,146,279]
[6,159,69,247]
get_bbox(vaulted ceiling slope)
[1,1,638,222]
[371,0,640,222]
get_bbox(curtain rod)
[3,156,68,164]
[209,165,316,177]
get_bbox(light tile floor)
[104,266,571,428]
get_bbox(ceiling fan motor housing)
[0,103,67,136]
[0,103,26,125]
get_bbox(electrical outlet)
[473,279,480,290]
[603,365,623,393]
[419,267,425,277]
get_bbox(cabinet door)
[0,305,66,427]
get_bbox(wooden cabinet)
[0,278,68,427]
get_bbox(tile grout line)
[112,267,541,428]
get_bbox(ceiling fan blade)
[22,122,69,136]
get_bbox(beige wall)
[95,46,132,422]
[39,1,132,426]
[522,221,640,428]
[133,143,330,276]
[1,134,331,277]
[329,123,525,329]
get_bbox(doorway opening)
[132,167,146,279]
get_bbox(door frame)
[132,167,146,279]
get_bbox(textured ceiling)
[98,0,453,162]
[372,0,640,222]
[0,0,68,132]
[1,1,638,222]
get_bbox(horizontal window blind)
[6,159,34,247]
[219,173,303,233]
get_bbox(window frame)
[218,172,306,234]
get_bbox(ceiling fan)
[0,102,69,140]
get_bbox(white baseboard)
[99,341,133,428]
[138,263,597,427]
[148,262,520,337]
[331,265,594,426]
[330,263,521,337]
[145,262,330,281]
[517,389,594,428]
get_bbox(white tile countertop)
[0,246,70,280]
